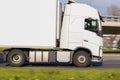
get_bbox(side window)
[85,18,99,33]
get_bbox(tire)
[73,51,91,67]
[7,49,25,67]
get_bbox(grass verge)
[0,69,120,80]
[103,49,120,54]
[0,48,7,54]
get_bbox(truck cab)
[60,3,103,66]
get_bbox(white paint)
[60,3,103,57]
[43,52,49,62]
[57,51,71,62]
[60,5,71,48]
[57,1,62,39]
[0,0,58,48]
[36,51,42,62]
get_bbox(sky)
[60,0,120,16]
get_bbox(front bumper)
[91,56,103,66]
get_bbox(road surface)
[0,54,120,70]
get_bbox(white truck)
[0,0,103,67]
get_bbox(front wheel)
[73,51,91,67]
[7,49,25,67]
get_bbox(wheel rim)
[12,54,21,64]
[78,55,86,63]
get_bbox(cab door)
[83,18,102,56]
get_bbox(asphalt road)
[0,54,120,70]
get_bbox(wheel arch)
[73,47,92,58]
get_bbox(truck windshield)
[85,18,99,33]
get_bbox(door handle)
[84,40,88,42]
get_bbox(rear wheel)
[73,51,91,67]
[7,49,25,67]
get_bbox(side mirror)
[100,16,104,22]
[97,30,103,37]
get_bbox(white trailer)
[0,0,103,67]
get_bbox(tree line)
[107,4,120,16]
